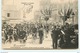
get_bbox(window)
[7,13,10,17]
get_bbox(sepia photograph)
[2,0,78,50]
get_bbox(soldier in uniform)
[31,25,37,43]
[6,25,13,43]
[19,29,26,43]
[13,28,18,41]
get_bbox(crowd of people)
[51,23,78,49]
[2,22,78,49]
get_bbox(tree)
[39,0,57,38]
[58,6,74,25]
[40,0,56,25]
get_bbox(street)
[2,32,54,49]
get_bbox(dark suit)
[51,28,59,49]
[38,28,43,44]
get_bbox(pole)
[72,15,74,25]
[72,12,75,25]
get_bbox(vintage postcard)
[2,0,78,50]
